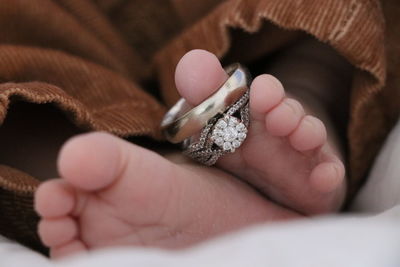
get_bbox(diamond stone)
[211,115,248,152]
[223,142,232,151]
[215,137,224,146]
[238,132,247,141]
[232,140,241,148]
[228,117,239,126]
[216,120,227,129]
[236,123,245,131]
[214,129,224,137]
[223,126,238,142]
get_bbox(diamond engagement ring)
[161,63,251,165]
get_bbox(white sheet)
[1,206,400,267]
[352,118,400,212]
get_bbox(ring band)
[161,63,251,165]
[161,63,250,144]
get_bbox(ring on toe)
[161,64,251,165]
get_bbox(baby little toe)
[309,161,345,193]
[50,240,87,259]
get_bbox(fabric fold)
[0,165,44,253]
[0,46,166,138]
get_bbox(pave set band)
[161,63,251,165]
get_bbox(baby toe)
[175,49,228,105]
[38,217,78,248]
[58,132,122,191]
[309,161,345,193]
[289,115,327,151]
[265,98,305,136]
[35,179,75,218]
[50,240,87,259]
[250,74,285,121]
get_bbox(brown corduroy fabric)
[0,0,398,253]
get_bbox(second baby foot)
[175,50,346,214]
[35,132,298,258]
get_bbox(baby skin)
[35,49,346,258]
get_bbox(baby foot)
[35,132,299,258]
[175,50,346,214]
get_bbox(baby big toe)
[175,49,228,105]
[57,132,122,192]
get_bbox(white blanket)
[1,207,400,267]
[351,118,400,212]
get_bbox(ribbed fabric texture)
[0,0,398,254]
